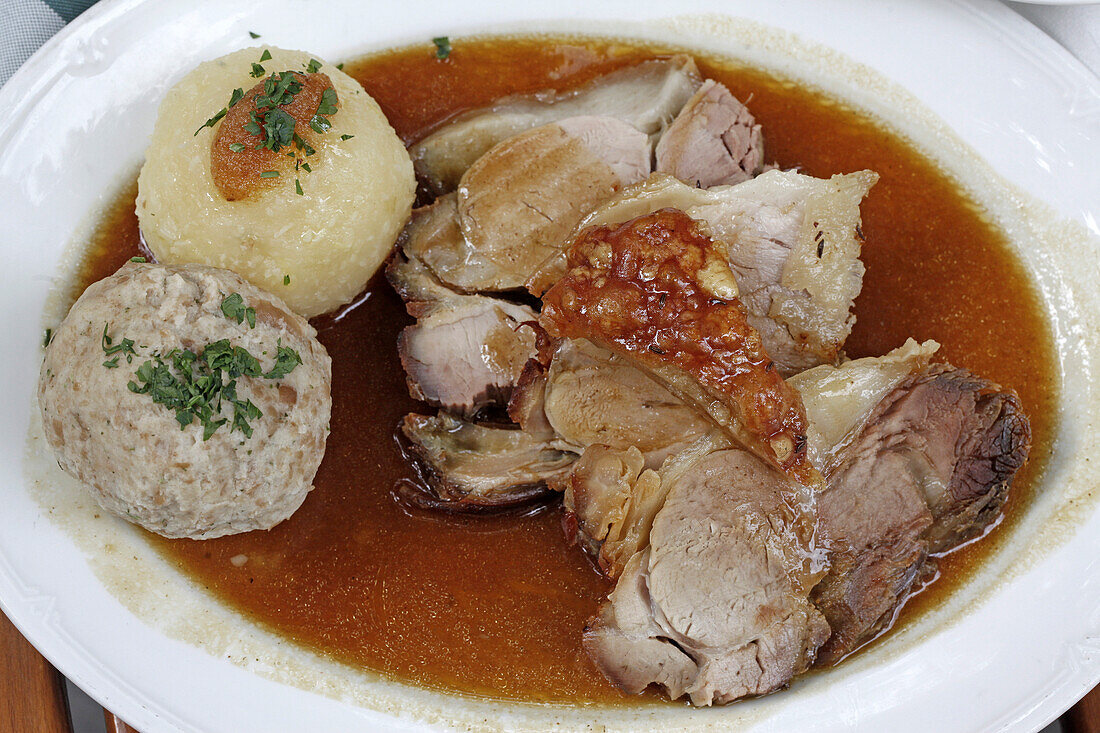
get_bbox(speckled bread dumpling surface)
[38,262,332,539]
[137,47,415,317]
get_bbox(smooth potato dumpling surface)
[137,47,415,317]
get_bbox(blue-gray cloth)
[1,0,97,85]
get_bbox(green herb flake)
[43,328,53,347]
[229,142,245,153]
[129,256,146,263]
[259,170,280,179]
[283,274,291,285]
[259,49,272,62]
[101,323,137,363]
[228,87,245,108]
[264,344,303,380]
[220,293,257,328]
[335,62,344,70]
[295,178,303,196]
[305,58,323,73]
[340,134,354,141]
[432,36,451,60]
[193,107,227,136]
[250,62,266,78]
[248,31,261,39]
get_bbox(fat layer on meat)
[410,55,701,194]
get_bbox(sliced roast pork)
[402,116,651,293]
[400,413,577,509]
[410,55,701,194]
[529,170,876,376]
[584,442,828,705]
[788,341,1032,664]
[397,294,540,419]
[540,338,713,467]
[655,79,764,188]
[540,207,817,485]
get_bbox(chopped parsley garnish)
[340,134,354,141]
[259,170,280,178]
[250,62,266,78]
[101,323,137,363]
[258,108,296,151]
[259,49,272,62]
[292,134,315,157]
[283,274,291,285]
[264,343,303,380]
[43,328,53,347]
[300,162,312,173]
[248,31,261,39]
[432,36,451,60]
[305,58,322,73]
[129,256,146,263]
[195,108,228,135]
[107,312,304,441]
[229,142,245,153]
[295,178,303,196]
[335,62,344,70]
[220,293,256,328]
[193,87,245,136]
[309,87,338,134]
[255,72,302,112]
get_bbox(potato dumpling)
[137,47,415,317]
[38,261,332,539]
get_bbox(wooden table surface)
[2,607,1097,732]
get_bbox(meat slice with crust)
[410,55,701,194]
[789,343,1032,664]
[529,170,877,376]
[540,208,817,485]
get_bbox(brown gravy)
[74,37,1057,703]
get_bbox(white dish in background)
[1,0,1099,731]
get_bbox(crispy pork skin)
[397,296,540,419]
[655,80,764,188]
[410,56,701,194]
[584,445,828,705]
[400,413,576,509]
[530,171,876,375]
[540,208,817,485]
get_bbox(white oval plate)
[2,1,1100,731]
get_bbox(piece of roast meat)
[584,444,828,705]
[400,413,577,510]
[410,55,701,194]
[403,116,652,293]
[397,294,541,419]
[540,208,817,485]
[655,79,764,188]
[789,344,1031,664]
[529,170,877,376]
[539,338,713,467]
